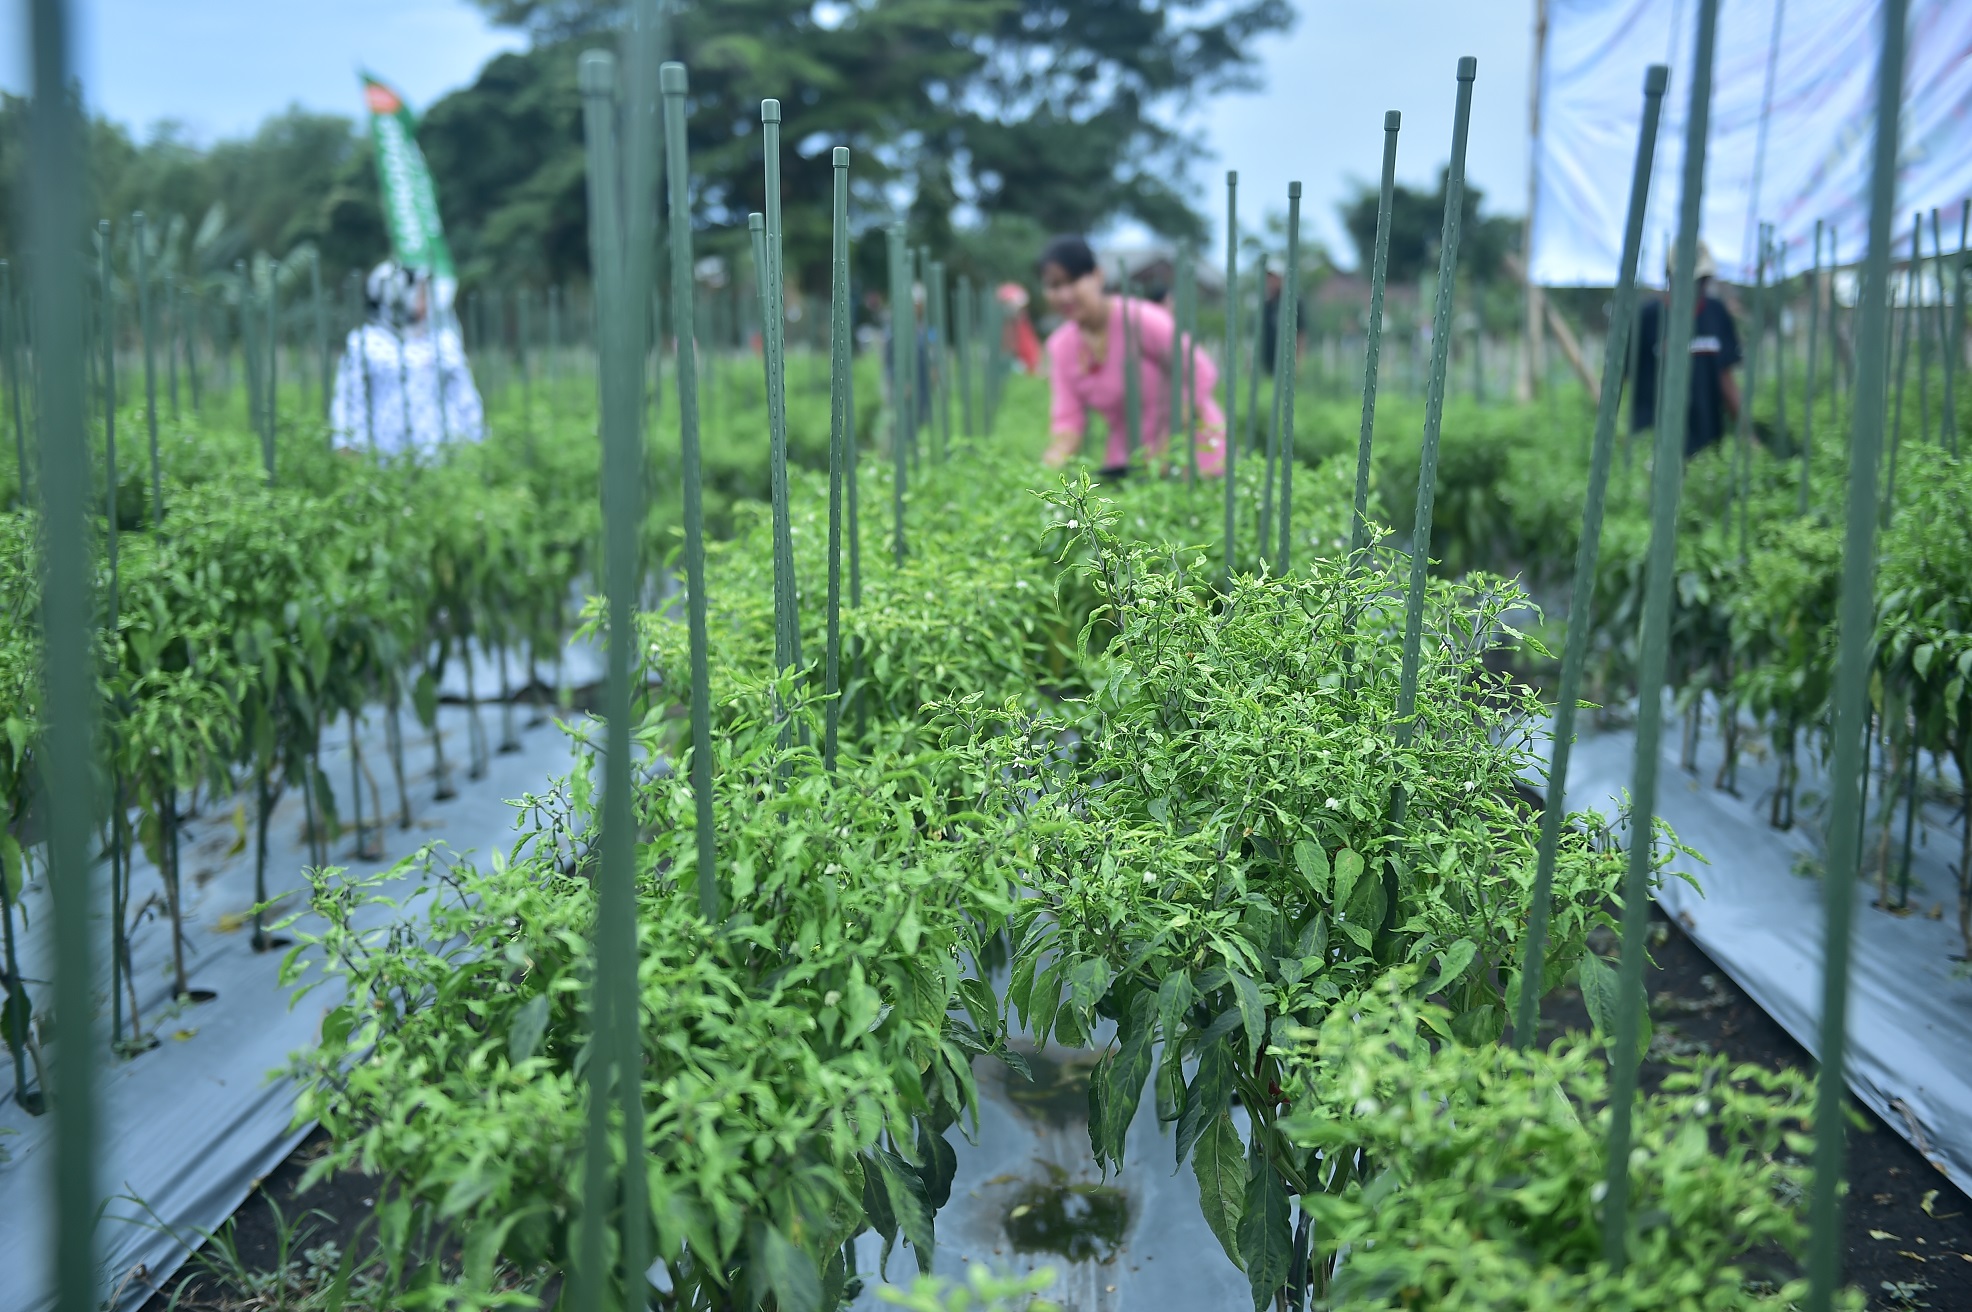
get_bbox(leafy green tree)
[1339,166,1520,288]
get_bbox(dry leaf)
[171,1028,197,1041]
[1869,1229,1898,1241]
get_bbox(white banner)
[1530,0,1972,286]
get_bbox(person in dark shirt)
[1260,268,1308,377]
[1630,241,1742,457]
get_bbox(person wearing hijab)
[329,262,485,455]
[1037,235,1225,476]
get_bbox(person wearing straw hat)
[1630,239,1742,458]
[1037,234,1226,477]
[330,261,485,456]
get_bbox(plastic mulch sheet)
[0,693,581,1312]
[1537,704,1972,1201]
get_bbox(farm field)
[6,2,1972,1311]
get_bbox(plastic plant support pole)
[825,146,850,771]
[267,258,280,461]
[1740,224,1768,560]
[1831,228,1845,402]
[1802,219,1823,516]
[1352,114,1401,558]
[624,0,661,432]
[761,104,800,690]
[32,0,102,1301]
[1887,218,1919,518]
[1180,251,1198,484]
[98,224,118,605]
[1389,56,1478,820]
[1603,0,1717,1270]
[1122,280,1142,467]
[165,275,178,419]
[847,259,862,610]
[1931,209,1955,453]
[930,259,950,464]
[1277,183,1303,570]
[747,219,786,680]
[956,274,975,440]
[909,247,925,469]
[1259,254,1282,567]
[134,213,161,522]
[312,254,329,421]
[1223,171,1240,577]
[888,225,908,565]
[661,62,718,922]
[1917,216,1934,451]
[1804,5,1901,1304]
[577,49,651,1312]
[4,262,26,503]
[1773,244,1791,460]
[1245,253,1266,467]
[1514,64,1666,1050]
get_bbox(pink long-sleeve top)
[1047,295,1226,474]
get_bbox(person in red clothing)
[1036,235,1225,476]
[996,281,1044,373]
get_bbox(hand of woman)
[1042,433,1079,469]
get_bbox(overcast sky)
[2,0,1537,268]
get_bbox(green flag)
[361,74,456,285]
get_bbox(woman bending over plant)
[1038,235,1225,477]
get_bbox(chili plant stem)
[1806,3,1902,1303]
[1514,64,1666,1050]
[1605,0,1717,1269]
[1351,115,1400,558]
[662,61,718,920]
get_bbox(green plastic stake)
[1352,114,1401,557]
[1603,0,1719,1270]
[1801,218,1823,516]
[1382,58,1477,945]
[1245,251,1266,465]
[826,145,851,771]
[1887,216,1920,516]
[98,223,118,592]
[1772,242,1790,460]
[761,101,802,692]
[1739,223,1769,560]
[956,274,975,440]
[1514,64,1667,1051]
[32,0,103,1305]
[1390,57,1479,802]
[847,256,862,609]
[1259,248,1282,566]
[1931,209,1956,453]
[1276,183,1303,570]
[661,61,717,921]
[1223,171,1240,577]
[888,224,908,564]
[312,254,329,422]
[1179,248,1198,483]
[1806,5,1903,1305]
[267,258,281,459]
[4,262,26,503]
[930,259,950,463]
[1121,271,1142,467]
[577,49,651,1312]
[133,212,161,521]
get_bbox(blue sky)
[1,0,1534,264]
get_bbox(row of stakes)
[15,0,1914,1305]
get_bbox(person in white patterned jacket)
[330,261,485,455]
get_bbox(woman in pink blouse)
[1038,236,1226,476]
